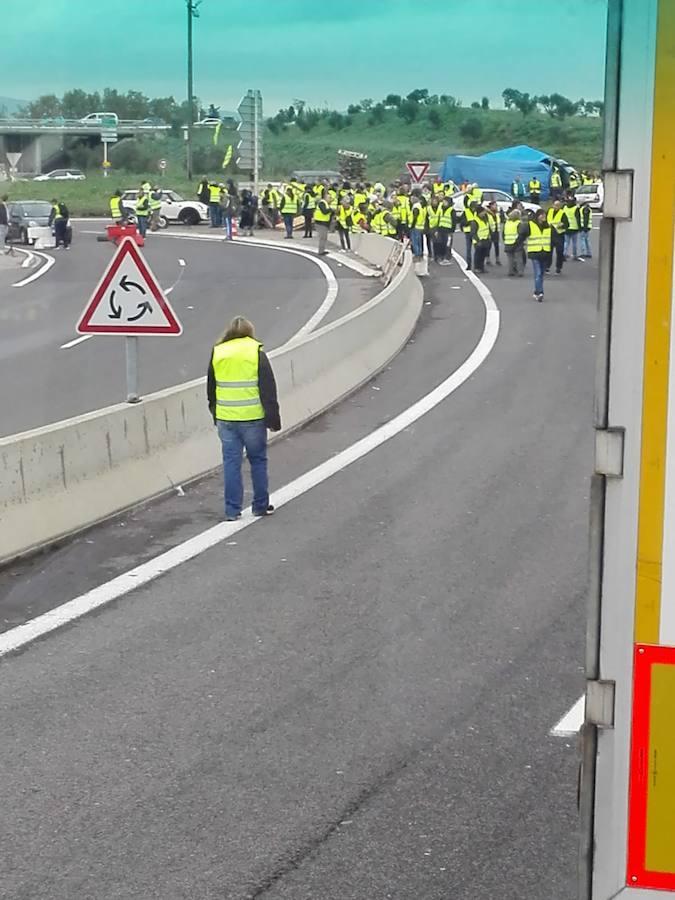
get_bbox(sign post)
[237,89,263,193]
[76,237,183,403]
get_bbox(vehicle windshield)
[19,202,52,216]
[166,191,183,201]
[577,184,600,192]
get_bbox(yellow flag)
[222,144,233,169]
[213,121,222,146]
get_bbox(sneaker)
[225,513,242,522]
[555,270,562,275]
[577,256,585,262]
[533,293,539,301]
[495,260,502,266]
[253,505,275,517]
[538,293,544,302]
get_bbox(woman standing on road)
[522,208,552,301]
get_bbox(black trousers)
[551,235,565,273]
[473,240,490,272]
[303,211,314,237]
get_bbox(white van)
[80,112,119,126]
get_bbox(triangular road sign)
[77,237,183,335]
[406,160,431,184]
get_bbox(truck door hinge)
[602,169,634,220]
[585,680,616,729]
[595,427,624,478]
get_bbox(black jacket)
[207,344,281,431]
[0,202,8,226]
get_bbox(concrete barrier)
[0,238,422,563]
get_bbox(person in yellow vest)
[337,197,353,251]
[562,196,581,259]
[443,179,457,197]
[302,186,316,238]
[207,316,281,521]
[471,206,491,274]
[410,192,427,258]
[279,186,299,239]
[460,198,476,270]
[523,208,552,301]
[208,180,222,228]
[485,200,502,266]
[469,183,483,205]
[313,187,333,255]
[550,168,563,201]
[149,185,163,231]
[546,200,568,274]
[568,170,580,193]
[426,195,443,262]
[528,176,542,203]
[503,209,525,277]
[432,178,444,196]
[135,188,150,238]
[351,203,369,233]
[353,184,368,210]
[436,197,456,266]
[110,189,125,223]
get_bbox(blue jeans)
[223,214,233,239]
[210,203,222,228]
[580,230,592,257]
[531,257,545,295]
[410,228,423,257]
[216,419,269,518]
[565,231,579,257]
[136,215,148,237]
[464,231,473,269]
[282,213,294,237]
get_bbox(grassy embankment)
[2,106,602,216]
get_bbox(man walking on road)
[0,195,9,254]
[49,198,71,249]
[207,316,281,521]
[523,208,552,302]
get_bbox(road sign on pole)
[76,237,182,336]
[159,159,167,171]
[237,89,263,192]
[406,161,430,184]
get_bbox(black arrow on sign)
[120,274,146,294]
[108,290,122,319]
[127,300,153,322]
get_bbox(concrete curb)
[0,236,422,564]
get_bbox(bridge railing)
[0,118,171,131]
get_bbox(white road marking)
[551,696,585,736]
[0,255,500,659]
[20,250,35,269]
[60,334,93,350]
[12,249,55,287]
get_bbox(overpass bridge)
[0,118,170,174]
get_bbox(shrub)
[459,117,483,141]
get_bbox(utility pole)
[186,0,201,181]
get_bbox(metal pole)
[186,0,194,181]
[125,336,140,403]
[103,141,109,178]
[253,90,259,196]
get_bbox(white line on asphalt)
[12,249,55,288]
[60,335,93,350]
[139,231,339,338]
[0,259,500,659]
[20,250,35,269]
[551,696,585,736]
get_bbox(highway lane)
[0,248,597,898]
[0,227,373,436]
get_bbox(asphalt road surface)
[0,240,599,899]
[0,225,374,436]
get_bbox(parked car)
[120,189,208,227]
[7,200,52,244]
[34,168,86,182]
[193,117,222,127]
[451,188,540,215]
[574,181,604,211]
[80,112,119,126]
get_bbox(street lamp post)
[186,0,201,181]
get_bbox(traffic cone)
[231,219,239,237]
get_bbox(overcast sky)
[3,0,608,112]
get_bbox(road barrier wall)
[0,238,422,563]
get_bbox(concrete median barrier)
[0,238,422,563]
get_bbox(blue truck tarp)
[440,145,555,199]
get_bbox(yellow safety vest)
[562,205,579,231]
[487,211,498,233]
[527,221,552,255]
[470,188,483,204]
[462,206,475,233]
[569,173,580,189]
[303,192,316,210]
[474,217,491,243]
[208,184,221,202]
[432,182,444,195]
[503,219,519,246]
[439,205,454,229]
[529,179,541,192]
[547,207,566,234]
[150,192,162,211]
[427,206,442,228]
[352,211,367,233]
[314,201,331,224]
[110,197,122,218]
[136,195,149,216]
[412,203,427,230]
[280,194,299,214]
[212,337,265,422]
[550,170,562,188]
[354,192,367,208]
[52,202,64,221]
[338,205,353,228]
[327,190,338,210]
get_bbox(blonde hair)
[219,315,255,342]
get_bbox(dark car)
[7,201,52,245]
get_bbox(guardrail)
[0,235,422,564]
[0,118,171,132]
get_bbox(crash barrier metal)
[0,237,423,563]
[381,239,408,286]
